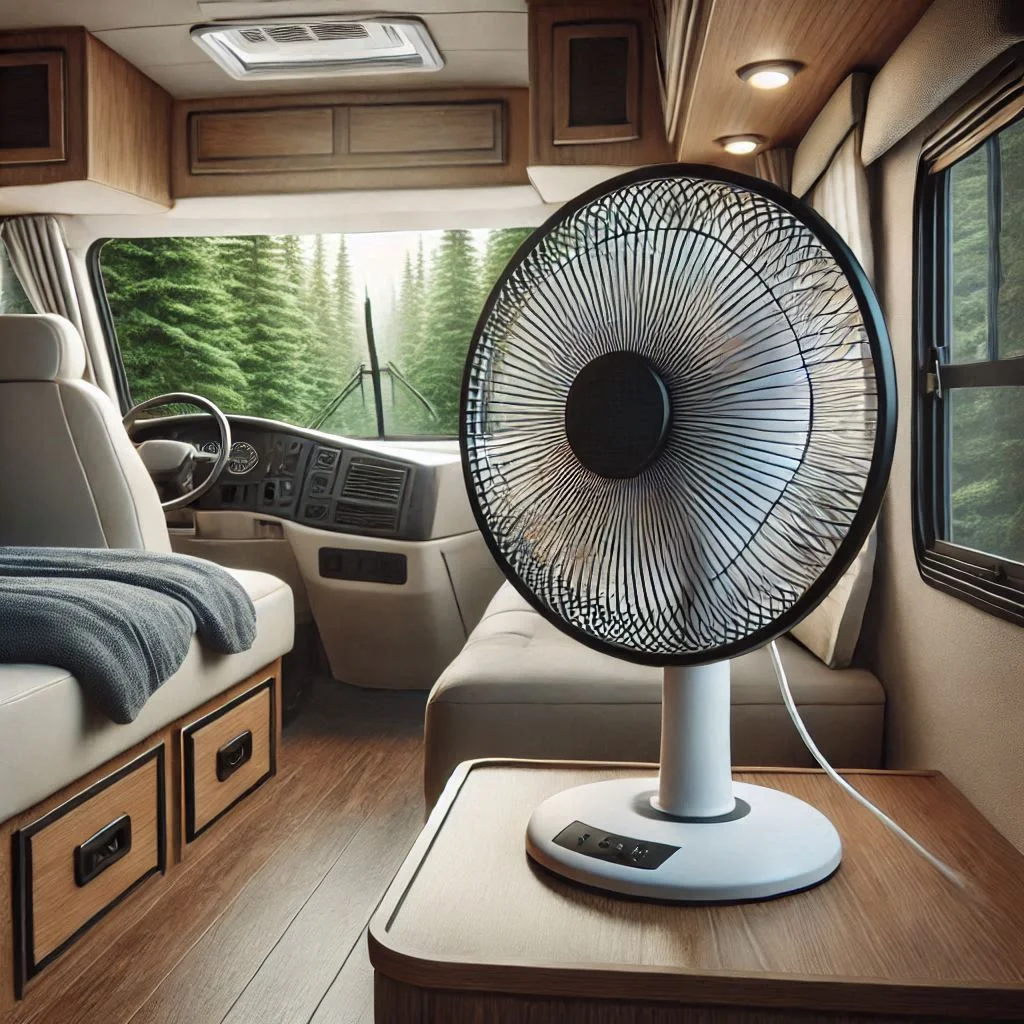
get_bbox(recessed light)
[716,135,765,156]
[736,61,803,90]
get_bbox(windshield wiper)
[364,290,386,439]
[306,293,437,435]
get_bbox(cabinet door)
[0,50,65,165]
[552,22,640,145]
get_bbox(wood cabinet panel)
[552,23,640,145]
[194,108,335,163]
[174,88,528,195]
[0,28,170,210]
[348,102,502,160]
[0,51,65,165]
[183,679,275,841]
[15,748,165,987]
[529,1,671,167]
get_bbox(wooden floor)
[7,681,428,1024]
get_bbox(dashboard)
[133,415,440,541]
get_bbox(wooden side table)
[369,761,1024,1023]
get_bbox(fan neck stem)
[655,662,734,819]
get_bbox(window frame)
[86,237,457,443]
[914,102,1024,626]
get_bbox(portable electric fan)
[461,165,898,902]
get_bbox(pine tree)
[299,235,340,422]
[418,230,480,431]
[216,236,309,423]
[102,237,247,410]
[333,234,358,382]
[479,227,532,307]
[0,246,33,314]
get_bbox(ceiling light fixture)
[716,134,764,156]
[736,61,803,90]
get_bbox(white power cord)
[769,640,967,890]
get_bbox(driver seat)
[0,313,170,550]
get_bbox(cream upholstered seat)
[0,314,172,551]
[0,314,294,821]
[423,583,886,808]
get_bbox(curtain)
[754,147,794,192]
[788,122,876,668]
[807,128,874,281]
[0,214,97,380]
[0,216,87,337]
[651,0,710,149]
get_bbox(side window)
[917,109,1024,624]
[0,242,33,314]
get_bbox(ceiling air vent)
[191,17,444,80]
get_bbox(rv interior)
[0,0,1023,1021]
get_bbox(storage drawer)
[13,747,166,992]
[183,678,275,842]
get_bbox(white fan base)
[526,777,842,902]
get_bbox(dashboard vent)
[334,503,400,532]
[341,459,408,507]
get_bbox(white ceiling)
[0,0,529,97]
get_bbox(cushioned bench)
[0,567,293,823]
[424,583,885,807]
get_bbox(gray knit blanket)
[0,547,257,724]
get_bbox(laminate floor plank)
[127,735,416,1024]
[11,683,426,1024]
[222,752,424,1024]
[309,929,375,1024]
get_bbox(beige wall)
[868,119,1024,853]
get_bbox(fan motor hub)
[564,351,671,479]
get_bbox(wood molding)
[370,760,1024,1021]
[173,88,529,197]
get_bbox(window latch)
[925,347,947,398]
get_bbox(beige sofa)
[424,583,885,807]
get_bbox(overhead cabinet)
[528,0,672,166]
[0,28,171,213]
[174,89,528,196]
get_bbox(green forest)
[948,120,1024,563]
[101,227,532,438]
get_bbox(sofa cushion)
[0,567,293,822]
[424,584,885,807]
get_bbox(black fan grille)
[462,169,892,664]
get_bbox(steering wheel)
[123,393,232,511]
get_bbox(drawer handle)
[216,731,253,782]
[74,814,132,887]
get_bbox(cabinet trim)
[12,745,166,996]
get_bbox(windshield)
[98,228,533,438]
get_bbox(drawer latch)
[216,730,253,782]
[74,814,132,887]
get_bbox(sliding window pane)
[998,118,1024,358]
[948,386,1024,562]
[949,145,990,363]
